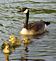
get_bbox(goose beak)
[17,8,23,12]
[18,10,22,12]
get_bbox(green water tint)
[7,1,56,4]
[0,4,56,14]
[15,6,56,14]
[30,9,56,14]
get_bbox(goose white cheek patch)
[44,24,48,31]
[24,9,28,13]
[45,24,47,29]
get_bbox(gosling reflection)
[20,50,45,61]
[25,47,29,52]
[21,48,28,61]
[21,56,28,61]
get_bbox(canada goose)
[19,7,50,35]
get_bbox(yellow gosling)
[15,37,21,46]
[1,41,11,54]
[23,36,30,44]
[9,35,16,44]
[1,41,11,61]
[9,34,21,47]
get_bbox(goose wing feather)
[28,21,45,31]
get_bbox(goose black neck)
[24,10,29,29]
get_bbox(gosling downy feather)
[1,41,11,54]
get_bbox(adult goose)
[19,7,50,35]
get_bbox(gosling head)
[9,34,16,43]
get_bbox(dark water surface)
[0,0,56,61]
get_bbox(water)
[0,0,56,61]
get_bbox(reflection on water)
[0,0,56,61]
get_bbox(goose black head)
[19,7,29,14]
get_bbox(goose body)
[19,7,50,35]
[20,20,47,35]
